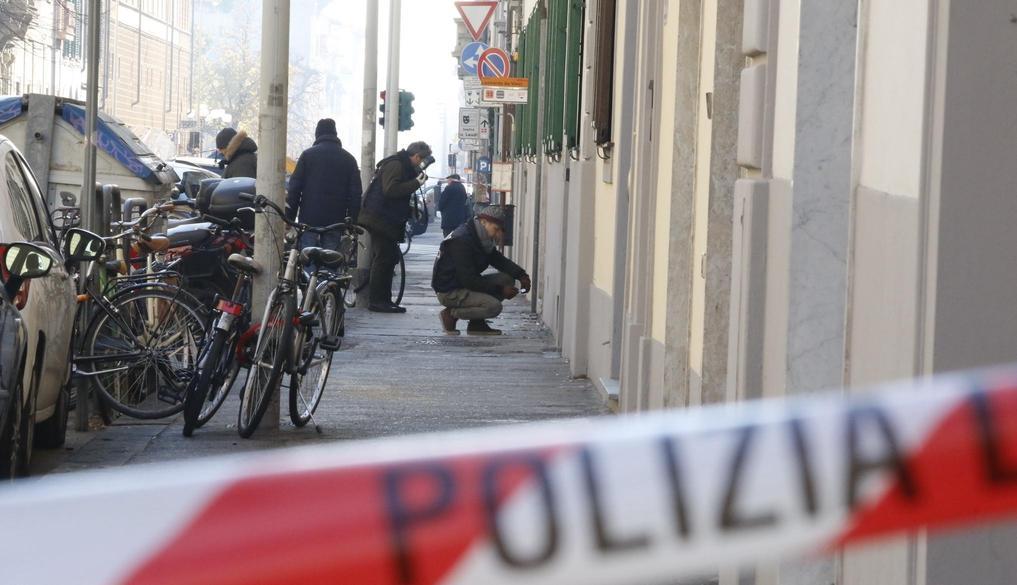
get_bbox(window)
[4,152,46,242]
[591,0,616,147]
[60,0,84,62]
[12,153,58,245]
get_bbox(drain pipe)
[529,1,547,313]
[165,0,175,119]
[132,7,142,106]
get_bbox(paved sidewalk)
[33,230,609,475]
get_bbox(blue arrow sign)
[477,156,492,174]
[460,41,488,77]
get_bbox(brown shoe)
[466,319,502,336]
[439,308,459,335]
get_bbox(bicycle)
[68,216,208,420]
[235,194,356,438]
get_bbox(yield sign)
[455,1,498,41]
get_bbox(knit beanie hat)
[215,127,237,149]
[315,118,338,138]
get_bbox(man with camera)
[358,141,433,313]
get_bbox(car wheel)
[0,379,23,480]
[35,383,68,449]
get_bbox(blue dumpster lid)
[0,95,174,186]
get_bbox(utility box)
[0,94,178,209]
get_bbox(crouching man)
[431,207,531,335]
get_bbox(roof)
[0,95,175,185]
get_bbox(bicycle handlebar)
[239,193,362,236]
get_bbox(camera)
[419,155,436,171]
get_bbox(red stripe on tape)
[122,449,561,585]
[832,380,1017,548]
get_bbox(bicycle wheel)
[82,287,206,419]
[394,253,406,305]
[237,290,294,438]
[182,328,227,437]
[399,228,412,256]
[289,284,342,427]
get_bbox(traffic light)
[398,90,414,132]
[379,90,387,127]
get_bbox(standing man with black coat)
[358,141,432,313]
[437,174,470,237]
[215,127,258,179]
[432,206,530,335]
[286,119,362,269]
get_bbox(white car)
[0,135,78,469]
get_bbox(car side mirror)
[62,228,107,263]
[3,243,53,281]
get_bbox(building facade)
[503,0,1017,584]
[0,0,194,157]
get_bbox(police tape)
[4,367,1017,585]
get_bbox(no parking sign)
[477,48,511,82]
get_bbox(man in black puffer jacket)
[286,119,362,270]
[358,141,431,313]
[431,206,530,335]
[215,127,258,179]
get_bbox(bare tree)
[0,0,36,51]
[287,57,325,154]
[195,17,260,132]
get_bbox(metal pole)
[254,0,290,429]
[77,0,102,432]
[356,0,379,308]
[530,3,547,313]
[384,0,401,156]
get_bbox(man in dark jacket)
[358,141,431,313]
[215,127,258,179]
[431,206,530,335]
[437,174,470,237]
[286,119,362,267]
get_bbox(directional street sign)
[459,41,488,77]
[478,114,491,140]
[459,138,483,152]
[455,1,498,41]
[459,107,480,139]
[477,156,492,174]
[481,87,529,104]
[477,48,511,82]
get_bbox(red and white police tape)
[4,367,1017,585]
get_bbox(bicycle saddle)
[227,253,263,275]
[300,247,344,269]
[164,222,215,247]
[131,235,171,255]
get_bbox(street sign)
[477,48,511,81]
[478,114,491,140]
[481,87,529,104]
[481,77,529,88]
[460,138,483,151]
[477,156,492,174]
[492,162,513,191]
[463,77,483,90]
[459,107,481,139]
[455,1,498,41]
[459,41,488,77]
[464,89,483,106]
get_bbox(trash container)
[474,203,516,246]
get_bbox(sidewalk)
[33,230,609,475]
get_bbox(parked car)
[0,135,80,470]
[0,243,61,478]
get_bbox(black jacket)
[222,131,258,179]
[357,151,420,241]
[437,181,470,230]
[432,220,526,296]
[286,135,362,226]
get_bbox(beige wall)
[650,0,681,343]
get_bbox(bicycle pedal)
[319,335,342,351]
